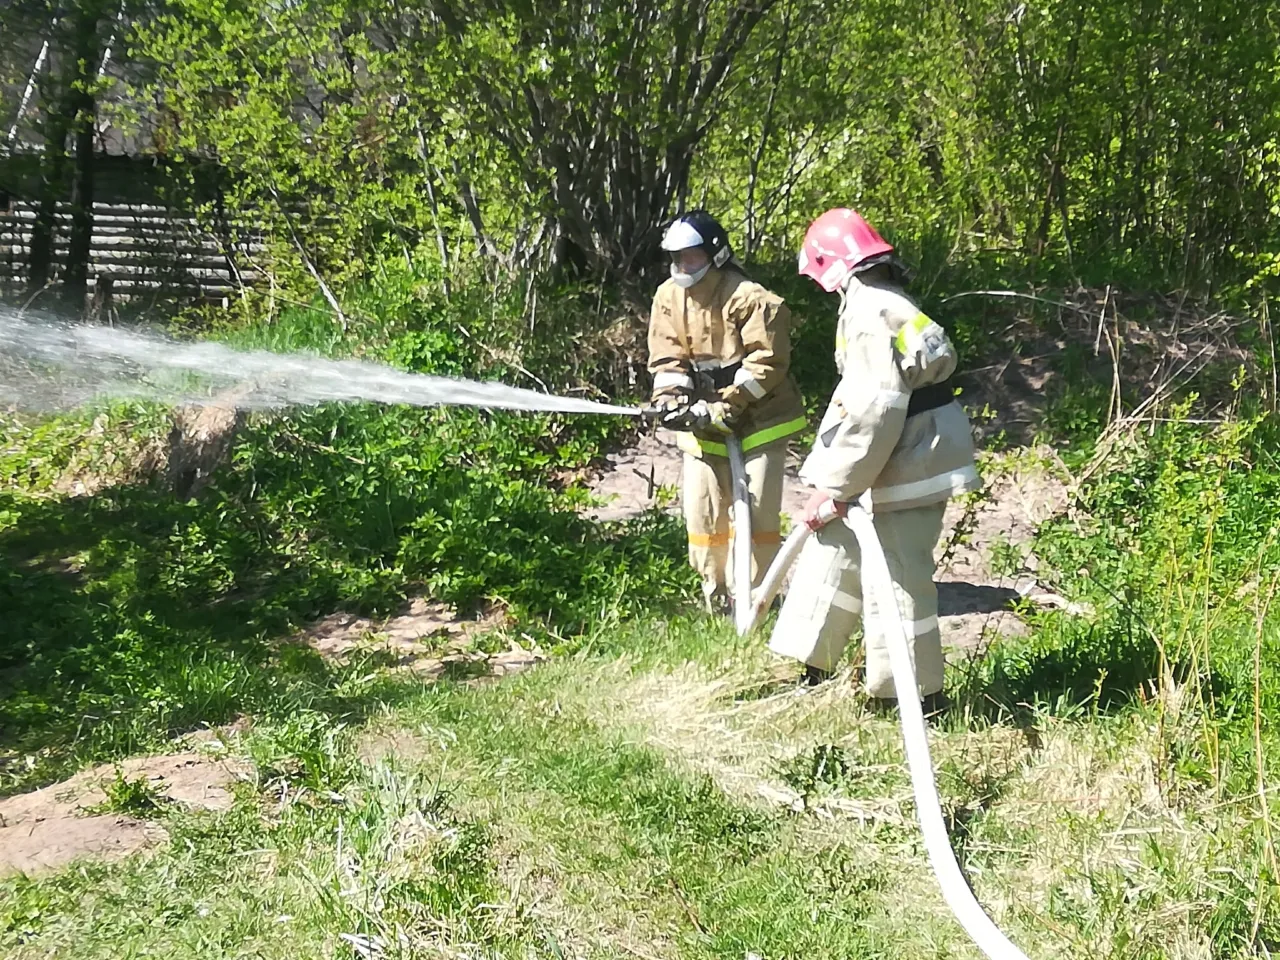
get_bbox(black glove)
[648,393,691,429]
[661,404,700,431]
[666,399,735,434]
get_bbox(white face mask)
[671,262,711,288]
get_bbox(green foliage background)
[3,0,1280,916]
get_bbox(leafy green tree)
[130,0,788,291]
[80,0,1280,305]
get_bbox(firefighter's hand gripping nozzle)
[637,396,691,427]
[638,394,701,431]
[638,389,736,436]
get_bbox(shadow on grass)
[947,608,1165,728]
[0,485,389,793]
[0,473,693,796]
[937,582,1022,617]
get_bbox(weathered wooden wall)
[0,199,263,309]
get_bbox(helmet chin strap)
[671,262,711,288]
[837,271,861,312]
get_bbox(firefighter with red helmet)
[769,209,982,699]
[647,210,808,614]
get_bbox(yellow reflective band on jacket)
[743,415,808,452]
[677,431,728,457]
[895,312,934,354]
[675,415,808,458]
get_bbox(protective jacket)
[648,267,807,458]
[799,278,981,511]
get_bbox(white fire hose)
[742,522,812,632]
[628,404,1029,957]
[738,509,1032,960]
[725,435,755,635]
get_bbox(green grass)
[0,297,695,796]
[5,614,1277,958]
[5,272,1280,957]
[5,408,1280,956]
[0,429,692,794]
[86,767,169,818]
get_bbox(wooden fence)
[0,200,264,309]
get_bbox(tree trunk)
[28,111,68,295]
[420,0,780,292]
[63,104,96,313]
[745,0,792,258]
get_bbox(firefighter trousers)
[682,441,786,609]
[767,502,947,698]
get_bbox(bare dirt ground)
[581,425,1072,652]
[0,752,250,876]
[295,597,544,679]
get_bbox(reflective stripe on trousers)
[682,442,787,602]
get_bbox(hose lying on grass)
[743,511,1033,960]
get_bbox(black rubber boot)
[706,589,732,618]
[921,691,950,720]
[803,664,833,687]
[865,696,896,717]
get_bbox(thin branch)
[453,166,497,260]
[8,39,50,144]
[454,321,548,392]
[691,0,780,117]
[267,186,348,330]
[940,289,1096,314]
[745,0,790,255]
[1075,343,1217,486]
[419,151,452,297]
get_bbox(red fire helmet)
[797,208,895,292]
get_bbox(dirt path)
[293,597,544,679]
[583,427,1070,650]
[0,752,249,876]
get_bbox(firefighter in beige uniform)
[647,210,808,613]
[769,208,982,697]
